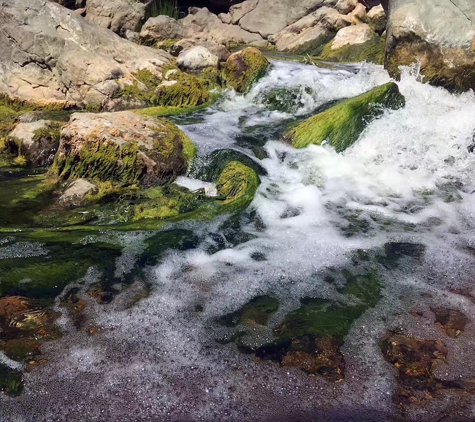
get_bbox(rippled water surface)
[1,61,475,421]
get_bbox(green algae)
[222,47,270,93]
[0,364,23,397]
[282,82,405,152]
[218,296,279,327]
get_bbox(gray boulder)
[181,7,266,45]
[385,0,475,91]
[85,0,146,35]
[140,15,185,43]
[238,0,338,38]
[170,38,230,61]
[0,0,171,109]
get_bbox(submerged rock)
[282,82,405,152]
[50,111,196,187]
[385,0,475,91]
[0,0,171,109]
[59,179,99,205]
[431,308,469,338]
[222,48,270,93]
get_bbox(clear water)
[1,61,475,421]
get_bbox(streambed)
[1,61,475,421]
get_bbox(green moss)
[155,38,181,51]
[318,35,385,65]
[216,161,259,206]
[283,82,405,152]
[222,47,270,93]
[85,103,102,112]
[134,98,217,118]
[152,78,211,108]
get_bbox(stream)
[1,60,475,421]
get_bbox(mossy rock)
[0,364,23,397]
[189,149,267,183]
[282,82,405,152]
[49,111,195,188]
[318,35,385,65]
[222,47,270,93]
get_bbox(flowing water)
[1,61,475,421]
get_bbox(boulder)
[6,120,60,167]
[385,0,475,91]
[177,46,219,71]
[85,0,147,35]
[335,0,358,14]
[59,179,99,204]
[51,111,196,187]
[218,13,232,24]
[229,0,258,24]
[181,7,266,45]
[139,15,185,43]
[282,82,405,151]
[331,23,373,49]
[222,47,270,93]
[366,4,386,33]
[318,23,384,63]
[238,0,338,38]
[171,39,230,61]
[0,0,171,109]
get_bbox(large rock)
[331,23,373,49]
[170,39,230,61]
[238,0,338,38]
[0,0,171,109]
[269,7,351,52]
[51,111,196,187]
[181,7,266,45]
[139,15,185,43]
[282,82,405,151]
[85,0,146,35]
[222,47,270,93]
[229,0,258,24]
[385,0,475,91]
[176,46,219,71]
[6,120,60,167]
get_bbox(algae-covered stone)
[5,120,61,167]
[216,161,259,209]
[153,75,213,108]
[222,48,270,93]
[282,82,405,152]
[318,25,385,64]
[385,0,475,91]
[50,111,196,187]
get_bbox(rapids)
[1,60,475,421]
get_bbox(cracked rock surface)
[0,0,171,109]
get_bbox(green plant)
[149,0,179,19]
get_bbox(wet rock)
[379,332,471,405]
[222,47,270,93]
[50,111,195,187]
[59,179,99,205]
[6,120,61,167]
[281,335,345,381]
[218,296,279,327]
[385,0,475,91]
[0,0,171,109]
[177,46,219,72]
[0,364,23,397]
[431,308,469,338]
[85,0,147,35]
[139,15,185,43]
[282,82,405,151]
